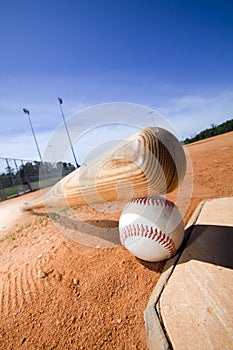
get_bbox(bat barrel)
[20,127,186,212]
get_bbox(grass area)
[1,184,23,198]
[30,177,62,190]
[0,177,61,200]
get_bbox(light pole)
[147,111,155,127]
[57,97,79,168]
[48,144,56,164]
[22,108,43,162]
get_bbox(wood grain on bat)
[21,127,186,211]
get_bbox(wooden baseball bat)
[20,127,186,211]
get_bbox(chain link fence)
[0,157,76,201]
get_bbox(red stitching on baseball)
[131,197,175,208]
[120,224,177,257]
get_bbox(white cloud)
[157,90,233,139]
[0,72,232,163]
[42,102,180,164]
[0,131,53,161]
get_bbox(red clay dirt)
[0,131,233,349]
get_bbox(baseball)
[119,196,184,262]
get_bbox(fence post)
[0,178,6,200]
[21,160,32,192]
[6,158,19,196]
[14,159,25,194]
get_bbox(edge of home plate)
[144,197,233,349]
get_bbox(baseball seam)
[131,197,175,208]
[120,224,177,257]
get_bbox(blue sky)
[0,0,232,164]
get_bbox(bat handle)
[20,199,44,212]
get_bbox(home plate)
[144,197,233,349]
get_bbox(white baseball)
[119,196,184,262]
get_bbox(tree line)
[183,118,233,144]
[0,161,76,189]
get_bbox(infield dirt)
[0,131,232,349]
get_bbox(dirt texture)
[0,131,233,349]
